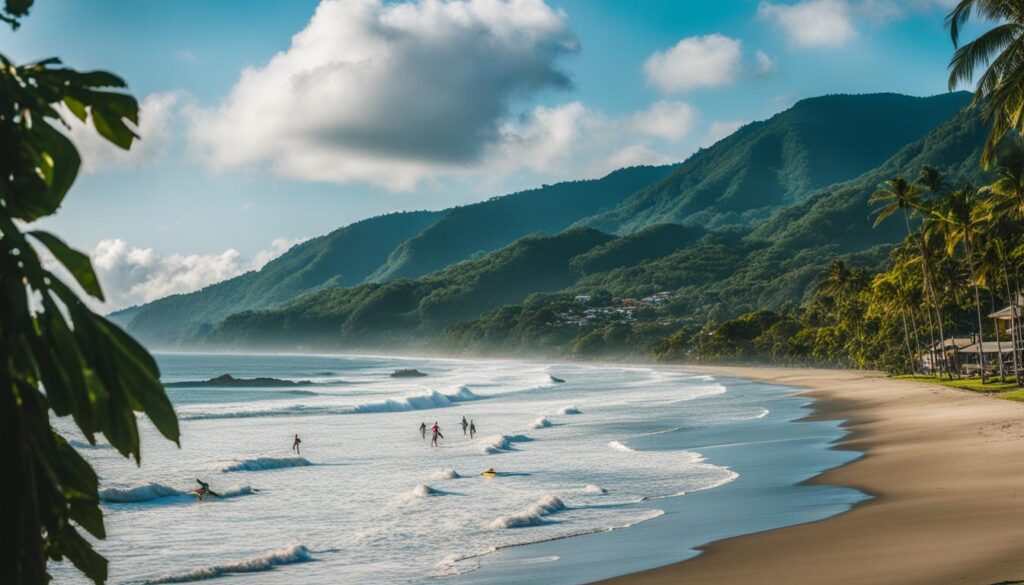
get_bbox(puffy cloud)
[39,237,308,312]
[189,0,578,191]
[63,92,183,173]
[758,0,953,48]
[643,34,744,93]
[757,0,857,48]
[629,101,697,141]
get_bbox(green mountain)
[110,210,442,345]
[444,105,988,355]
[578,92,974,234]
[212,228,615,349]
[113,166,672,347]
[367,165,674,282]
[116,91,981,352]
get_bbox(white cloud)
[251,237,306,271]
[705,120,747,146]
[755,50,777,74]
[758,0,857,48]
[758,0,953,48]
[629,101,697,141]
[63,92,183,173]
[39,237,309,312]
[189,0,578,191]
[643,34,744,93]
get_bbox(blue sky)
[1,0,978,309]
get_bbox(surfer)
[419,422,427,439]
[461,416,468,436]
[195,479,218,500]
[292,434,302,455]
[431,422,443,447]
[469,419,476,439]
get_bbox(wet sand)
[604,367,1024,585]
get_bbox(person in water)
[461,416,468,436]
[292,434,302,455]
[431,422,443,447]
[419,422,427,440]
[195,479,211,500]
[469,419,476,439]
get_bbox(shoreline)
[603,367,1024,585]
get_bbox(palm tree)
[946,0,1024,166]
[930,184,989,380]
[871,272,917,373]
[872,176,954,377]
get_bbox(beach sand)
[603,367,1024,585]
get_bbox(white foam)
[217,457,311,472]
[99,482,184,503]
[478,434,532,454]
[99,483,254,503]
[490,495,566,529]
[143,544,311,583]
[528,416,552,430]
[432,468,461,480]
[583,484,608,495]
[406,484,444,499]
[181,386,483,420]
[608,441,634,452]
[554,405,581,415]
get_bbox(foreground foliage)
[0,4,179,583]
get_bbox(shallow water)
[51,353,865,584]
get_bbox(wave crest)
[490,495,566,529]
[144,544,311,584]
[478,434,532,454]
[528,416,552,429]
[217,457,311,473]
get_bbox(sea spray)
[143,544,311,583]
[528,416,552,429]
[477,434,532,455]
[490,495,566,529]
[217,457,311,472]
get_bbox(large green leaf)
[29,230,105,300]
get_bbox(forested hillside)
[579,92,973,233]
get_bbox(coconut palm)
[872,176,954,377]
[929,184,989,380]
[946,0,1024,166]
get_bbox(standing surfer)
[431,422,443,447]
[419,422,427,439]
[469,419,476,439]
[292,434,302,455]
[461,416,468,436]
[195,479,218,500]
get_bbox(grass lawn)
[895,374,1021,394]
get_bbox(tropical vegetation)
[0,2,178,584]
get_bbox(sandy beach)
[603,367,1024,585]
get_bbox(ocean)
[51,353,867,584]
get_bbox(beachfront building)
[921,337,973,374]
[987,295,1023,380]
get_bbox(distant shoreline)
[602,367,1024,585]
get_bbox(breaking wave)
[217,457,311,473]
[583,484,608,495]
[99,483,254,503]
[608,441,634,452]
[180,386,482,420]
[406,484,446,499]
[490,495,566,529]
[528,416,552,429]
[432,468,461,480]
[143,544,311,583]
[478,434,532,454]
[554,405,581,415]
[99,482,183,503]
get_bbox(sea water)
[50,353,866,584]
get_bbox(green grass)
[895,374,1021,393]
[997,389,1024,403]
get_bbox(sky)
[1,0,981,311]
